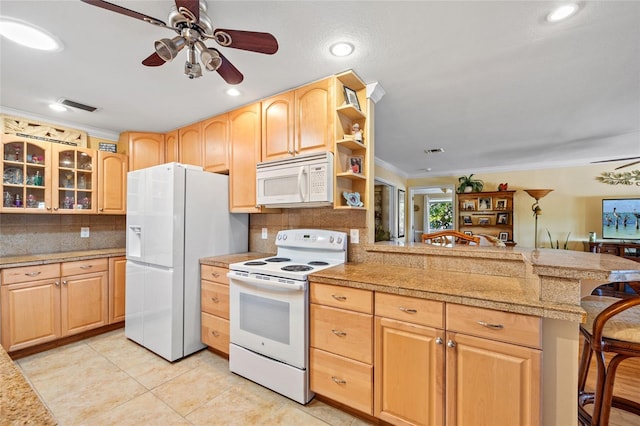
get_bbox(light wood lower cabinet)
[1,258,110,352]
[200,264,230,354]
[108,256,126,323]
[310,282,373,415]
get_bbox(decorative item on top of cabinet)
[120,131,165,171]
[97,151,127,215]
[334,71,369,210]
[229,102,262,213]
[200,264,230,355]
[202,113,229,173]
[456,190,516,245]
[310,282,374,415]
[178,122,202,167]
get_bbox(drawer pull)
[331,329,347,337]
[331,376,347,385]
[210,296,219,303]
[477,321,504,330]
[331,294,347,301]
[25,271,41,277]
[80,265,93,269]
[399,306,417,314]
[211,272,220,278]
[211,330,219,337]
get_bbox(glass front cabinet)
[2,135,97,214]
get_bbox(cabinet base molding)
[7,322,123,360]
[314,394,387,426]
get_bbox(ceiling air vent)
[58,98,98,112]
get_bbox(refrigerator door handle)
[129,225,142,234]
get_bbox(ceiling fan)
[591,156,640,170]
[80,0,278,84]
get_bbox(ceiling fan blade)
[214,50,244,85]
[142,52,166,67]
[175,0,200,22]
[80,0,167,27]
[591,156,640,164]
[213,29,278,54]
[614,160,640,170]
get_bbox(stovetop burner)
[244,261,267,266]
[281,265,314,272]
[307,261,329,266]
[265,257,291,262]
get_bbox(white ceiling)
[1,1,639,178]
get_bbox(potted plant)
[457,174,484,193]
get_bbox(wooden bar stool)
[578,295,640,425]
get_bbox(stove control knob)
[337,237,343,244]
[277,234,282,240]
[329,236,335,243]
[283,234,287,240]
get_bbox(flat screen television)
[602,198,640,240]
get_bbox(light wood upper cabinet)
[202,113,229,173]
[97,151,127,215]
[51,145,98,214]
[229,102,262,213]
[178,123,202,167]
[121,132,165,171]
[165,130,179,164]
[261,79,334,162]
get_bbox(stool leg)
[599,354,630,426]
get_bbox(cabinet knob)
[55,281,60,286]
[331,329,347,337]
[331,294,347,301]
[62,280,68,285]
[46,206,52,211]
[211,297,219,303]
[331,376,347,385]
[477,321,504,330]
[211,272,220,278]
[447,340,456,348]
[53,207,58,211]
[399,306,417,314]
[99,208,104,212]
[435,337,443,345]
[211,330,219,337]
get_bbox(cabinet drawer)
[201,265,229,285]
[62,258,108,276]
[201,281,229,319]
[311,304,372,364]
[310,348,373,415]
[375,293,444,328]
[201,312,229,354]
[310,283,373,314]
[1,263,60,285]
[446,304,541,349]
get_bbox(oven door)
[228,273,307,369]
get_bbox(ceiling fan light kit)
[80,0,278,84]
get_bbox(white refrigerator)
[125,162,248,362]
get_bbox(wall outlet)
[80,227,90,238]
[350,229,359,244]
[261,228,268,239]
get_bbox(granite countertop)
[200,252,274,267]
[0,248,126,269]
[0,345,56,424]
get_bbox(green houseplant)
[457,174,484,193]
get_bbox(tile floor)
[16,329,371,425]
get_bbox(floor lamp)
[524,189,554,248]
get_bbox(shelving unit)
[333,71,368,209]
[456,190,516,244]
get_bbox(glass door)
[53,146,97,213]
[2,138,51,212]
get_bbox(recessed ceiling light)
[546,4,579,22]
[226,88,241,97]
[48,103,67,112]
[330,42,354,57]
[0,17,63,51]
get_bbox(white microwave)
[256,152,334,208]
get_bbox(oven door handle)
[227,273,304,291]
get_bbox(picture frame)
[462,199,476,211]
[478,197,492,210]
[462,215,473,225]
[499,232,509,241]
[343,86,361,111]
[463,231,473,236]
[495,199,507,210]
[497,212,509,225]
[347,155,363,174]
[398,189,406,238]
[478,216,491,225]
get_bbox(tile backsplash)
[0,214,126,257]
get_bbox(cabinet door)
[202,114,229,173]
[375,317,445,426]
[295,78,334,155]
[125,132,165,171]
[109,256,126,323]
[1,279,61,352]
[61,271,108,335]
[445,332,541,426]
[229,102,262,212]
[53,146,98,214]
[97,151,128,214]
[165,130,179,163]
[262,92,295,161]
[178,123,202,166]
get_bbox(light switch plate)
[261,228,268,239]
[350,229,359,244]
[80,227,90,238]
